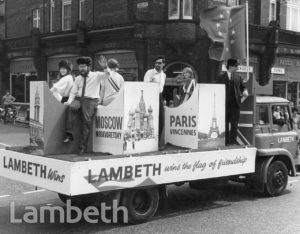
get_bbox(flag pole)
[246,0,249,82]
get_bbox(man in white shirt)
[144,55,166,148]
[144,56,166,93]
[64,56,106,155]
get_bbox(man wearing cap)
[64,56,106,156]
[217,58,248,145]
[99,58,124,106]
[144,55,166,148]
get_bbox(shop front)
[9,58,40,123]
[272,57,300,107]
[10,58,39,104]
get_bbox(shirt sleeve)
[97,71,107,80]
[144,70,151,82]
[99,79,106,105]
[67,77,80,104]
[53,77,68,95]
[119,74,124,88]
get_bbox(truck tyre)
[58,193,68,204]
[57,193,85,207]
[122,187,159,224]
[265,161,288,197]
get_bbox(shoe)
[159,145,166,151]
[63,134,73,143]
[78,148,85,156]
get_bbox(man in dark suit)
[217,58,248,145]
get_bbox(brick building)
[1,0,300,107]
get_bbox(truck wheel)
[57,193,84,206]
[122,187,159,224]
[58,193,69,204]
[265,161,288,197]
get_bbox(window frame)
[168,0,180,20]
[32,8,40,29]
[269,0,276,22]
[286,0,300,32]
[62,0,72,31]
[227,0,239,6]
[183,0,193,19]
[79,0,85,21]
[50,0,55,32]
[257,105,270,126]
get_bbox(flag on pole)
[200,5,246,61]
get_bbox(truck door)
[271,104,298,157]
[254,104,275,149]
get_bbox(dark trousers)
[225,104,240,145]
[4,104,13,123]
[66,98,98,150]
[159,94,164,142]
[61,96,69,103]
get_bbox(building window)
[257,106,269,125]
[286,0,300,32]
[227,0,239,6]
[269,0,276,22]
[50,0,55,32]
[62,0,72,31]
[212,0,239,6]
[11,73,38,103]
[32,9,40,29]
[168,0,194,20]
[79,0,85,21]
[168,0,180,19]
[183,0,192,19]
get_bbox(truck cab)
[255,96,298,161]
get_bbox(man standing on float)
[64,57,106,156]
[144,55,166,149]
[217,58,248,145]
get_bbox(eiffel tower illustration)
[208,93,220,139]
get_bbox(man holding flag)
[200,4,248,145]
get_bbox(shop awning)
[47,55,79,71]
[10,58,36,73]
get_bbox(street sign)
[271,67,285,74]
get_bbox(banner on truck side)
[0,147,256,196]
[0,149,71,195]
[93,82,159,155]
[165,84,225,149]
[70,147,256,195]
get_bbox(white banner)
[165,85,199,149]
[93,88,124,155]
[70,147,256,195]
[93,82,159,155]
[0,147,256,196]
[198,84,225,148]
[0,149,71,195]
[165,84,225,149]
